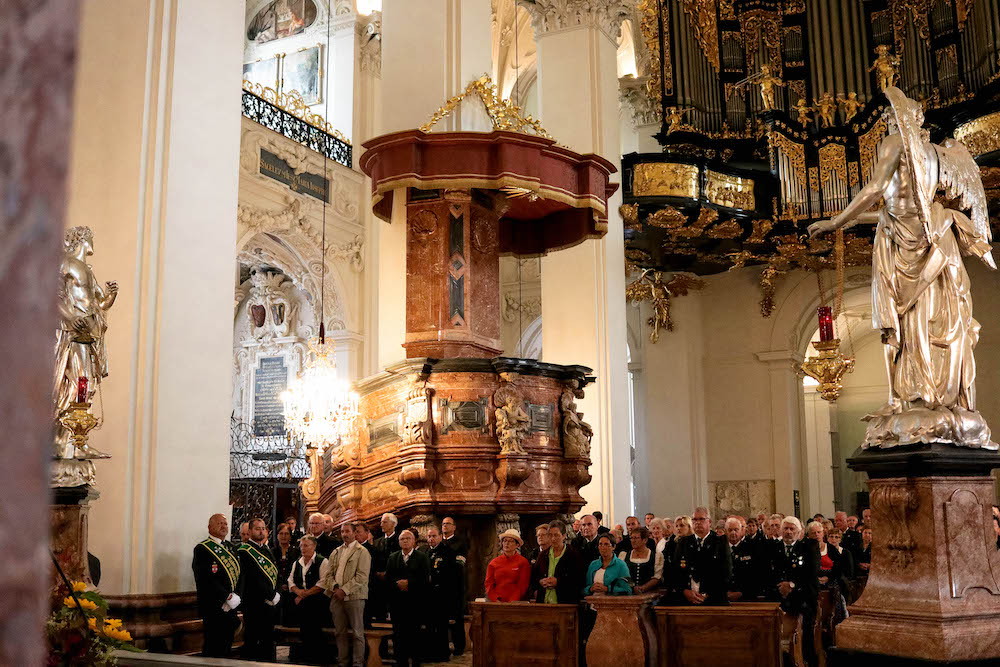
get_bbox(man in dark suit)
[593,511,611,535]
[573,515,601,565]
[353,522,378,627]
[370,512,401,624]
[386,529,430,667]
[726,517,765,601]
[306,512,337,558]
[285,514,305,544]
[615,516,655,557]
[439,516,467,656]
[192,513,241,658]
[672,507,732,605]
[423,525,461,662]
[237,517,282,662]
[321,513,344,556]
[771,516,820,665]
[838,511,863,562]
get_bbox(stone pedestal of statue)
[833,444,1000,663]
[585,592,658,666]
[50,479,96,587]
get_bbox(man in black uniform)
[771,516,820,665]
[726,517,765,601]
[439,516,467,656]
[286,515,304,543]
[386,529,430,667]
[237,517,282,662]
[423,526,460,662]
[837,511,863,562]
[370,512,401,624]
[672,507,732,606]
[192,513,241,658]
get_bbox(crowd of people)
[192,511,466,666]
[192,506,878,665]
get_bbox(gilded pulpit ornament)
[560,380,592,459]
[55,226,117,463]
[809,87,996,449]
[419,75,552,139]
[494,378,530,455]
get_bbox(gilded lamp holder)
[801,338,855,402]
[58,400,109,460]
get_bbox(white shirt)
[594,568,606,585]
[620,550,664,581]
[208,535,223,546]
[288,554,321,591]
[655,537,667,553]
[402,548,413,564]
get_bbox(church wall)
[66,0,244,594]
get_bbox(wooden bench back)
[470,601,578,667]
[654,602,783,667]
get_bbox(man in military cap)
[192,514,241,658]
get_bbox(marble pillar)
[526,0,632,520]
[0,0,81,662]
[834,446,1000,662]
[404,189,503,359]
[66,0,243,594]
[585,592,659,666]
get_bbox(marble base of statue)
[832,443,1000,662]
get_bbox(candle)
[76,376,89,404]
[817,306,834,342]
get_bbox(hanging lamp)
[280,7,359,457]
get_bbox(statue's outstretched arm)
[808,136,901,238]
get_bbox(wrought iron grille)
[242,89,352,168]
[230,417,310,481]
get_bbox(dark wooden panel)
[656,603,783,667]
[471,601,578,667]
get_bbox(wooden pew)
[655,602,784,667]
[470,601,578,667]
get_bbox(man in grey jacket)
[322,522,372,667]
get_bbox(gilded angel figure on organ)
[809,88,995,449]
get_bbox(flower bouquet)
[46,581,143,666]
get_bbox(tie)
[785,544,792,558]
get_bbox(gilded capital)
[518,0,632,43]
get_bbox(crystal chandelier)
[280,334,359,452]
[279,8,359,455]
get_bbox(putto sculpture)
[809,87,995,449]
[55,226,117,459]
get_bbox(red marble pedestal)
[585,592,658,666]
[836,446,1000,662]
[51,486,94,587]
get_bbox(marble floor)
[276,646,472,665]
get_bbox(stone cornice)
[517,0,632,43]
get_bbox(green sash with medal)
[198,538,240,590]
[238,542,278,587]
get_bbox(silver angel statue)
[809,87,996,449]
[55,227,117,458]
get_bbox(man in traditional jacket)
[237,517,282,661]
[192,514,241,658]
[671,507,732,606]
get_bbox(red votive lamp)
[817,306,834,342]
[76,376,89,404]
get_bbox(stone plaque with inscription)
[253,356,288,436]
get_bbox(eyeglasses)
[692,517,710,522]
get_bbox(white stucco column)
[754,350,806,514]
[66,0,242,593]
[372,0,493,368]
[523,0,632,522]
[802,388,836,517]
[633,296,708,517]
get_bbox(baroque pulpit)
[310,117,616,595]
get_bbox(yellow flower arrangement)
[104,618,122,629]
[103,625,132,642]
[87,617,98,631]
[72,581,88,593]
[62,596,98,611]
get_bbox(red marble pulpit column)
[404,188,502,359]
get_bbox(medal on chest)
[679,558,687,569]
[212,563,219,574]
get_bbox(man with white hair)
[726,516,764,601]
[672,507,732,605]
[307,512,337,557]
[771,516,819,662]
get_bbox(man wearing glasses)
[670,507,732,605]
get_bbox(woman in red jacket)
[485,529,531,602]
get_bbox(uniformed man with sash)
[237,517,282,661]
[192,513,241,658]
